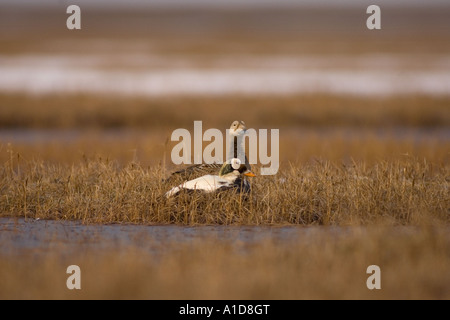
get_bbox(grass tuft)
[1,155,448,226]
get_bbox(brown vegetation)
[0,152,447,226]
[0,93,449,130]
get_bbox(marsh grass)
[0,93,449,129]
[1,153,448,226]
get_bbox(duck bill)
[244,171,256,177]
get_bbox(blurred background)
[0,0,449,167]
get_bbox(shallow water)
[1,218,444,262]
[0,217,326,256]
[0,127,448,145]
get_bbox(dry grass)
[0,153,448,226]
[1,226,449,299]
[0,93,449,129]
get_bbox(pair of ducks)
[165,121,255,198]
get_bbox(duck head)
[229,120,247,137]
[219,158,256,178]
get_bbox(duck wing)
[164,163,223,182]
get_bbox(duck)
[166,120,251,181]
[165,158,255,198]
